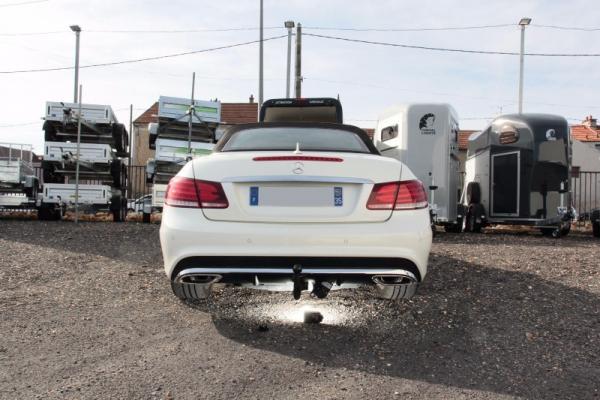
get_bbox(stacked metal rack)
[143,96,221,222]
[0,142,39,211]
[40,101,129,221]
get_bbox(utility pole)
[295,23,302,98]
[518,17,531,114]
[70,25,81,103]
[188,72,196,157]
[74,84,82,224]
[258,0,264,107]
[128,104,133,199]
[284,21,295,98]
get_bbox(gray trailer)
[462,113,575,236]
[0,142,40,211]
[373,104,462,231]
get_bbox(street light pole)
[70,25,81,103]
[518,17,531,114]
[284,21,295,98]
[258,0,264,108]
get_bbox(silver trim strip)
[221,175,373,184]
[176,267,417,280]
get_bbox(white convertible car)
[160,122,432,301]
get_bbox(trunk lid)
[193,151,402,223]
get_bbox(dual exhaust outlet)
[172,267,418,301]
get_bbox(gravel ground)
[0,220,599,400]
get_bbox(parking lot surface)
[1,220,599,399]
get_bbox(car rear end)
[160,123,432,300]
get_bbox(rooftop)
[134,101,258,125]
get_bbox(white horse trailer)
[373,104,462,231]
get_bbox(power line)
[86,27,282,33]
[0,27,284,36]
[303,32,600,57]
[0,35,287,74]
[0,121,40,128]
[532,24,600,32]
[0,0,47,7]
[0,30,64,36]
[303,23,514,32]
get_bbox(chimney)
[583,115,597,129]
[249,94,254,104]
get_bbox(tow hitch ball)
[292,264,307,300]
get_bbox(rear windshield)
[220,127,371,153]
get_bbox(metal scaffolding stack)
[40,101,129,221]
[143,96,221,222]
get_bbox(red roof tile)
[570,124,600,142]
[134,102,257,125]
[458,130,478,150]
[134,102,158,124]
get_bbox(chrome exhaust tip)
[372,272,419,300]
[172,272,222,300]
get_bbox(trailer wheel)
[38,205,62,221]
[444,223,462,233]
[591,209,600,238]
[111,195,126,222]
[42,163,63,184]
[465,204,483,233]
[111,123,127,153]
[560,223,571,237]
[43,121,57,142]
[142,212,151,223]
[466,182,481,205]
[110,159,123,187]
[38,206,51,221]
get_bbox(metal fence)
[572,171,600,220]
[128,165,151,200]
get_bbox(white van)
[373,104,463,231]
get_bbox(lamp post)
[70,25,81,103]
[284,21,295,98]
[518,17,531,114]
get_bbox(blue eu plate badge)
[334,187,343,207]
[250,186,259,206]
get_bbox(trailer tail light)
[367,180,428,210]
[165,177,228,209]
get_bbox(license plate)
[249,186,343,207]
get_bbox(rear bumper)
[160,207,432,281]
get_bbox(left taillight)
[366,180,428,210]
[165,177,229,209]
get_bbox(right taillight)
[367,180,428,210]
[165,177,228,209]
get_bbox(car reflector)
[165,177,228,209]
[367,180,428,210]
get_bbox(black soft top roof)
[214,122,379,155]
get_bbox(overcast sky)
[1,0,599,152]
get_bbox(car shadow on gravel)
[438,231,597,247]
[187,256,599,399]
